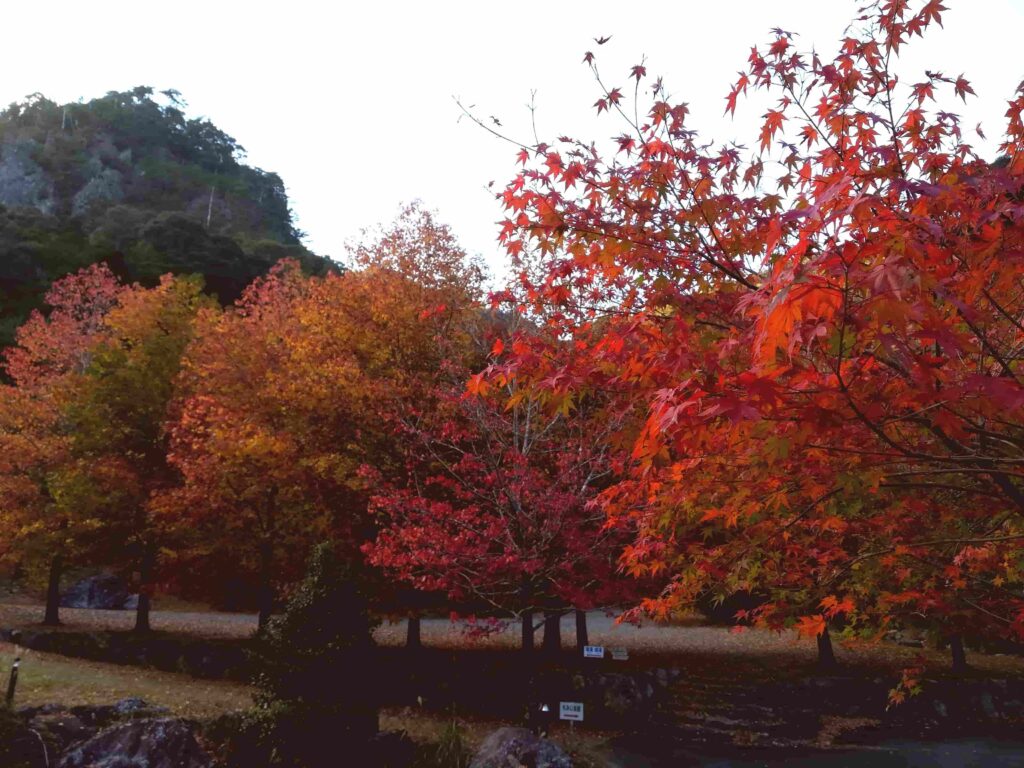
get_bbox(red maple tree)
[492,0,1024,667]
[366,312,643,651]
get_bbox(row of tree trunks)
[400,609,590,653]
[40,576,976,675]
[516,609,587,654]
[816,625,969,672]
[41,543,165,634]
[42,553,157,633]
[39,534,272,635]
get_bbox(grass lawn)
[0,638,611,765]
[0,641,253,718]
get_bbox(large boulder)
[20,698,171,758]
[60,574,138,610]
[110,698,169,719]
[469,727,572,768]
[58,718,211,768]
[0,138,56,214]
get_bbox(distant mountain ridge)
[0,86,333,349]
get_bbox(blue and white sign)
[583,645,605,659]
[559,701,584,721]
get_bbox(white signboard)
[583,645,605,659]
[559,701,584,721]
[610,646,629,661]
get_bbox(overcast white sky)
[1,1,1021,277]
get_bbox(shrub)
[429,720,471,768]
[242,542,380,767]
[0,706,39,768]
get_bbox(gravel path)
[379,612,1024,674]
[4,602,1024,675]
[374,611,820,655]
[0,602,259,639]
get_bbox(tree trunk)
[257,540,274,630]
[133,544,155,633]
[205,185,215,228]
[406,612,422,649]
[542,611,562,655]
[575,609,589,652]
[521,611,534,653]
[950,634,969,673]
[817,626,837,669]
[42,552,63,626]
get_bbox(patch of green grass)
[0,641,252,717]
[379,708,615,768]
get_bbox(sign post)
[5,656,19,706]
[559,701,584,731]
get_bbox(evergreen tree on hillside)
[0,87,334,351]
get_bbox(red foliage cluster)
[491,0,1024,645]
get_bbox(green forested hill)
[0,86,333,348]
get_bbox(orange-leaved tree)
[163,204,486,629]
[0,264,126,625]
[65,274,213,632]
[159,261,324,628]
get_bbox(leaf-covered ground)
[4,602,1024,676]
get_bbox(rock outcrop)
[58,718,211,768]
[469,727,572,768]
[20,698,172,757]
[60,574,138,610]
